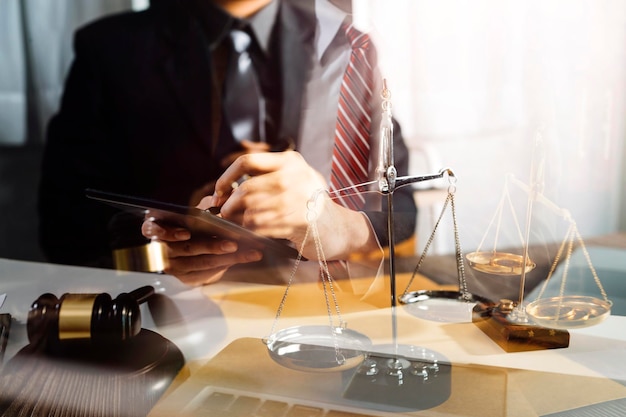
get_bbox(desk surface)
[1,258,625,416]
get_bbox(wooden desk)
[0,258,625,416]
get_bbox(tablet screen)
[85,189,302,260]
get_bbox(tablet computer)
[85,189,303,260]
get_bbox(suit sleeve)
[38,26,132,268]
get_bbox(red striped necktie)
[329,24,374,211]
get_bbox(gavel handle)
[128,286,155,305]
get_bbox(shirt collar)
[192,0,278,54]
[249,0,278,54]
[315,0,350,59]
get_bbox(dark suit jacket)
[38,0,416,268]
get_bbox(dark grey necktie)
[222,25,263,143]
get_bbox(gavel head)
[27,289,145,349]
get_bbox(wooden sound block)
[0,329,185,417]
[472,299,570,353]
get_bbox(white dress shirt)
[297,0,351,180]
[298,0,384,190]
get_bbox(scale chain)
[450,192,471,301]
[402,179,471,300]
[533,221,609,303]
[265,190,346,365]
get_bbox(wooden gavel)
[27,286,154,347]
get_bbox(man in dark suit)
[38,0,417,285]
[39,0,314,268]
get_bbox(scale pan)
[265,325,371,373]
[466,251,536,276]
[399,290,490,323]
[526,296,612,330]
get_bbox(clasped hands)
[142,147,378,286]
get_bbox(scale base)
[472,299,570,352]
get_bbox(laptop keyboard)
[186,387,381,417]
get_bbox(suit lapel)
[278,0,316,147]
[158,15,215,152]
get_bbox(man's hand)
[207,151,380,260]
[220,140,272,168]
[188,140,272,206]
[141,220,262,286]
